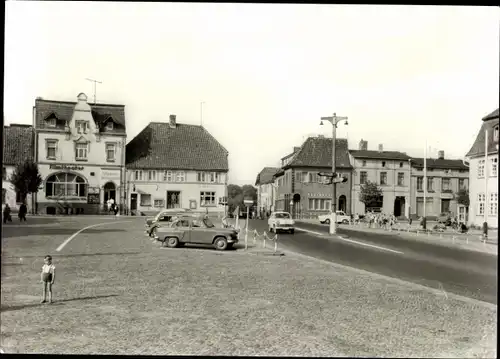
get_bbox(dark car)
[155,215,239,250]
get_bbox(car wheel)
[290,229,295,234]
[151,227,157,239]
[166,237,179,248]
[342,219,349,224]
[325,219,330,225]
[215,237,228,251]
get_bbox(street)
[246,219,497,305]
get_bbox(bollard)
[416,230,419,236]
[440,233,442,239]
[427,231,430,237]
[253,230,258,245]
[274,234,278,253]
[263,232,267,248]
[452,236,455,242]
[245,227,248,250]
[466,236,469,244]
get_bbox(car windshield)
[275,213,291,219]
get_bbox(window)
[308,198,331,210]
[489,192,498,216]
[16,190,23,203]
[478,159,485,178]
[362,160,367,167]
[441,178,451,191]
[427,177,433,191]
[140,194,152,206]
[200,191,216,206]
[397,172,404,186]
[494,126,499,142]
[215,172,220,183]
[417,177,423,191]
[148,170,156,181]
[135,170,143,181]
[75,143,88,160]
[2,188,6,203]
[154,199,165,208]
[399,162,403,168]
[490,158,498,177]
[210,172,215,183]
[308,172,319,183]
[106,143,116,162]
[106,121,114,131]
[164,171,173,181]
[47,117,56,127]
[76,120,88,134]
[46,140,58,159]
[45,172,87,198]
[360,171,368,184]
[380,172,387,185]
[477,193,485,215]
[381,161,386,167]
[459,178,466,190]
[2,167,6,180]
[176,171,185,182]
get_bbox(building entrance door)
[130,194,138,212]
[104,182,116,203]
[167,191,181,209]
[338,195,346,213]
[394,196,405,217]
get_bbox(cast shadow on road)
[1,228,127,239]
[0,294,119,313]
[1,252,143,260]
[160,243,244,252]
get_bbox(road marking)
[56,220,133,252]
[295,227,404,254]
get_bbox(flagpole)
[484,129,488,226]
[423,139,427,221]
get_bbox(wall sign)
[87,193,100,204]
[307,193,330,198]
[101,169,121,181]
[50,164,84,171]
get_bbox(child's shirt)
[42,264,55,274]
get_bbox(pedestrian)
[18,202,27,222]
[40,255,55,304]
[113,203,119,216]
[3,203,12,224]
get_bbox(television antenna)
[85,78,102,104]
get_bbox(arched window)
[45,172,87,198]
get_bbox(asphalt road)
[248,220,498,305]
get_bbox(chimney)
[438,150,444,160]
[359,139,368,151]
[293,146,300,152]
[378,144,383,152]
[169,114,176,128]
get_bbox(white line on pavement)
[295,227,403,254]
[56,220,133,252]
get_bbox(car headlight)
[291,221,295,225]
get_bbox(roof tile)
[255,167,279,185]
[410,158,468,170]
[349,150,411,161]
[286,137,352,169]
[466,109,499,158]
[3,125,35,165]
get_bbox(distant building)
[34,93,127,215]
[2,124,35,212]
[410,152,469,220]
[255,167,279,217]
[465,108,499,228]
[274,136,352,217]
[349,140,411,217]
[125,116,229,216]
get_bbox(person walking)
[3,203,12,224]
[18,202,27,222]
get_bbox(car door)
[190,218,209,244]
[173,219,190,243]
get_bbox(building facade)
[2,124,35,213]
[255,167,279,217]
[275,136,353,218]
[466,108,499,228]
[349,140,411,218]
[125,116,229,216]
[410,152,469,220]
[34,93,127,214]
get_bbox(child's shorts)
[42,273,53,282]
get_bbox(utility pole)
[320,113,349,235]
[85,78,102,104]
[200,101,205,126]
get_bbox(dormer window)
[494,125,499,142]
[76,120,88,134]
[47,117,56,127]
[106,121,114,131]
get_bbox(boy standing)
[40,255,55,304]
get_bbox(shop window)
[45,172,87,198]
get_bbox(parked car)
[268,211,295,234]
[155,215,239,250]
[318,211,351,224]
[437,212,453,226]
[145,208,192,237]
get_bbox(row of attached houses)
[2,93,228,216]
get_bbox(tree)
[10,160,43,203]
[227,184,258,215]
[455,188,470,207]
[359,180,383,209]
[241,184,257,203]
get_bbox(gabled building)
[410,151,469,220]
[465,108,499,228]
[349,140,411,217]
[275,135,352,218]
[255,167,279,217]
[2,124,35,212]
[125,115,229,216]
[34,93,127,214]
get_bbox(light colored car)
[155,215,239,250]
[268,211,295,234]
[318,211,351,224]
[144,208,192,237]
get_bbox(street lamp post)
[320,113,348,235]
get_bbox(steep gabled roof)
[466,109,499,158]
[126,122,228,171]
[284,137,352,169]
[3,124,35,165]
[349,150,411,161]
[35,98,126,132]
[255,167,279,186]
[410,158,468,170]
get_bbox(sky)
[4,3,499,185]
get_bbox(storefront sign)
[49,164,84,171]
[307,193,330,198]
[87,193,100,204]
[101,170,121,181]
